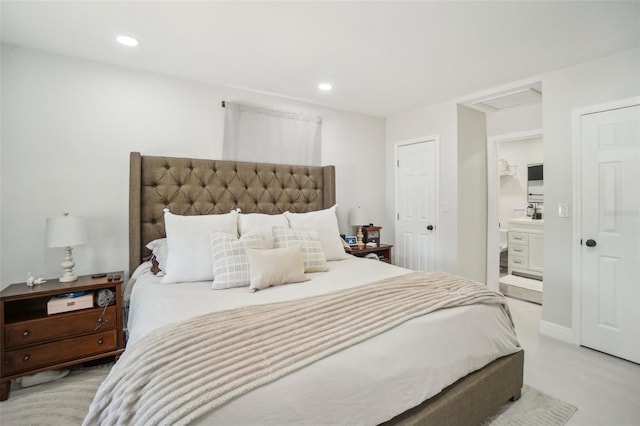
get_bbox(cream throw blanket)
[84,272,512,426]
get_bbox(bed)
[86,152,523,425]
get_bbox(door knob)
[427,225,434,231]
[585,239,597,247]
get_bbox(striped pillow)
[272,227,328,273]
[211,232,266,289]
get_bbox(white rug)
[0,365,576,425]
[482,385,577,426]
[0,364,111,425]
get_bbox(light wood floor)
[507,297,640,426]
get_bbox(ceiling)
[1,1,638,117]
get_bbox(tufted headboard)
[129,152,336,274]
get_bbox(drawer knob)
[22,330,30,337]
[23,354,30,362]
[98,339,104,345]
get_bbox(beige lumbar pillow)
[246,246,308,292]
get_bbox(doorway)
[486,129,543,298]
[394,137,439,271]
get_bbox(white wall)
[541,47,640,328]
[498,138,543,227]
[486,103,542,137]
[386,102,458,274]
[456,105,487,283]
[386,103,488,282]
[0,44,386,288]
[386,48,639,335]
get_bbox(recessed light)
[116,35,139,47]
[318,83,332,91]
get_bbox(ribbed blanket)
[84,271,511,426]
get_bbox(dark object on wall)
[527,163,543,181]
[527,163,544,203]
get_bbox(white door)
[395,140,437,271]
[580,103,640,364]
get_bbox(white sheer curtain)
[223,102,322,166]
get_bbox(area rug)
[0,366,576,426]
[0,364,111,425]
[482,385,577,426]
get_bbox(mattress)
[126,256,520,425]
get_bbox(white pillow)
[272,227,328,272]
[211,232,266,289]
[162,210,239,283]
[285,205,348,261]
[238,213,289,248]
[246,246,308,292]
[146,238,168,275]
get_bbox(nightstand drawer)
[4,306,116,349]
[4,330,117,376]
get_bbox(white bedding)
[126,256,520,425]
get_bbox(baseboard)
[538,320,579,344]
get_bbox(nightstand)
[0,272,125,401]
[350,244,393,264]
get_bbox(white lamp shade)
[46,215,88,248]
[349,207,369,227]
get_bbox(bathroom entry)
[487,128,544,303]
[496,136,544,304]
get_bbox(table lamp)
[349,206,369,249]
[46,212,88,282]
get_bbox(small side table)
[0,272,125,400]
[350,244,393,264]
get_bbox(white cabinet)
[508,218,543,279]
[527,233,544,274]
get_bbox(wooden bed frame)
[128,151,523,425]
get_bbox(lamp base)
[59,274,78,283]
[356,226,364,249]
[59,246,79,283]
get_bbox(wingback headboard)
[129,152,336,274]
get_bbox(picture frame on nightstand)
[362,226,381,246]
[345,236,358,246]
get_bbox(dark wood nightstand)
[0,272,125,400]
[350,244,393,264]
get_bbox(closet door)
[580,102,640,364]
[395,139,437,272]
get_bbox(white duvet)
[126,256,520,425]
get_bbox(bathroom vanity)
[507,217,543,279]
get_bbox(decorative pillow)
[145,238,168,276]
[272,227,328,272]
[162,209,239,283]
[211,232,266,289]
[238,213,289,248]
[246,246,308,292]
[284,205,348,261]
